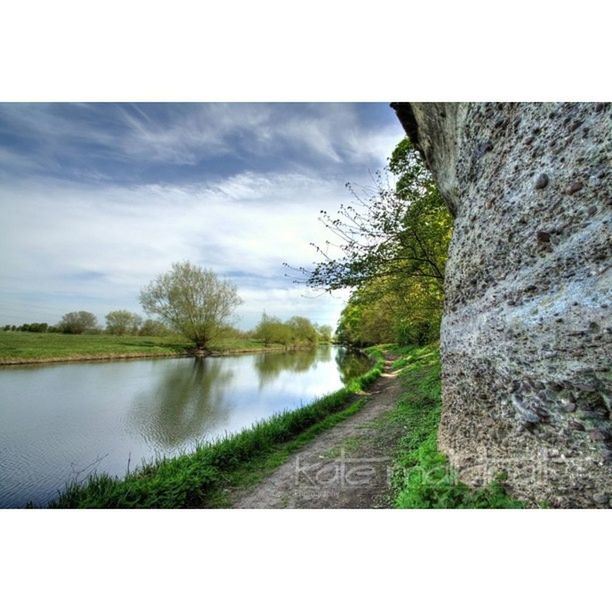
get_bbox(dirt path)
[232,358,405,508]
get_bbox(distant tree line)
[3,322,51,333]
[2,311,173,336]
[2,308,332,348]
[253,313,333,347]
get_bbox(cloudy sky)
[0,103,404,329]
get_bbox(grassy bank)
[0,331,308,365]
[48,348,385,508]
[389,344,523,508]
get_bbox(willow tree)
[105,310,142,335]
[139,261,242,352]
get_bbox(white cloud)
[0,173,352,328]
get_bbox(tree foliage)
[253,312,324,347]
[105,310,143,335]
[139,261,242,350]
[138,318,172,336]
[315,324,333,343]
[307,138,453,346]
[58,311,98,334]
[287,316,318,345]
[254,313,289,347]
[3,322,49,333]
[308,139,449,292]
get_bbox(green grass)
[388,344,523,508]
[0,331,295,365]
[48,349,385,508]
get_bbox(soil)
[232,358,405,508]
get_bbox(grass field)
[0,331,286,365]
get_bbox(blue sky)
[0,103,405,329]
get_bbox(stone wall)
[391,102,611,507]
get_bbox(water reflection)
[317,344,333,362]
[336,347,370,385]
[252,345,362,389]
[254,350,318,389]
[128,358,233,451]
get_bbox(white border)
[1,509,610,610]
[0,0,609,101]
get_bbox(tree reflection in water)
[254,345,369,389]
[127,348,371,452]
[128,358,234,451]
[253,349,318,389]
[335,347,371,385]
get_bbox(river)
[0,346,369,508]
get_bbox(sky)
[0,103,405,329]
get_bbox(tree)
[138,319,171,336]
[335,272,443,347]
[306,139,451,292]
[315,324,333,343]
[272,323,293,348]
[287,316,318,345]
[253,312,322,347]
[105,310,143,335]
[15,322,48,333]
[254,312,283,346]
[58,311,98,334]
[139,261,242,351]
[303,138,452,346]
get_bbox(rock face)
[391,102,611,508]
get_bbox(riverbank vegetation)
[388,344,522,508]
[254,313,332,347]
[1,257,332,364]
[48,348,385,508]
[303,138,453,347]
[3,316,172,336]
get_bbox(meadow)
[0,331,283,365]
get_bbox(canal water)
[0,346,369,507]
